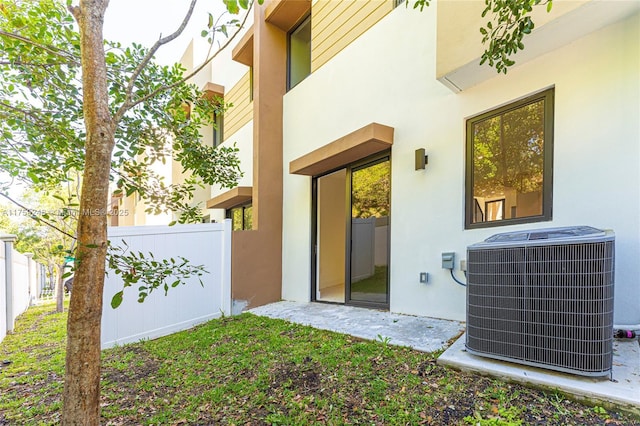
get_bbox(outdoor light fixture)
[415,148,428,170]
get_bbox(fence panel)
[10,250,30,321]
[0,242,6,343]
[101,221,231,349]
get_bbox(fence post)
[0,234,17,333]
[25,253,35,305]
[221,219,232,316]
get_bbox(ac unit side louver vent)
[466,226,614,377]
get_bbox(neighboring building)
[185,0,638,326]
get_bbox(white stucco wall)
[282,6,639,324]
[207,120,254,223]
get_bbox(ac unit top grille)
[475,226,613,247]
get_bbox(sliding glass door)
[312,154,390,308]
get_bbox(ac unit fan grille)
[466,240,614,376]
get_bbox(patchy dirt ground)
[1,308,639,425]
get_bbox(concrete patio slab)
[439,333,640,413]
[249,301,465,353]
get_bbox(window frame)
[226,202,253,231]
[213,112,224,148]
[287,14,311,91]
[465,88,554,230]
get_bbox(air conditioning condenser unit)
[466,226,615,377]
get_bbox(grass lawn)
[351,265,387,295]
[1,301,639,425]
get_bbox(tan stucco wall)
[230,2,286,309]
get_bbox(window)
[226,203,252,230]
[287,15,311,90]
[213,112,223,147]
[466,88,554,229]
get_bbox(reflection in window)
[466,89,554,228]
[226,203,252,230]
[288,15,311,90]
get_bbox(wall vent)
[466,226,615,377]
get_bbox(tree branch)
[0,30,79,64]
[114,0,198,122]
[0,192,76,240]
[0,101,53,127]
[113,0,254,123]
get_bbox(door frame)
[310,151,391,309]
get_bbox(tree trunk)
[62,1,114,424]
[55,265,64,313]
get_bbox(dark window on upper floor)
[287,15,311,91]
[213,112,223,147]
[465,88,554,229]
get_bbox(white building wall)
[207,120,254,223]
[282,6,639,324]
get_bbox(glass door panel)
[315,169,347,303]
[348,159,390,305]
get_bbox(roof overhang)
[289,123,394,176]
[202,82,225,99]
[231,25,254,66]
[206,186,253,209]
[437,0,640,92]
[265,0,311,32]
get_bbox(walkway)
[249,301,465,353]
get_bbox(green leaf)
[200,30,208,38]
[547,1,553,12]
[111,291,123,309]
[239,0,249,9]
[208,13,214,29]
[223,0,239,14]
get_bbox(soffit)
[206,186,253,209]
[265,0,311,32]
[437,0,640,92]
[232,25,254,66]
[289,123,394,176]
[202,82,225,99]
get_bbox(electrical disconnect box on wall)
[441,252,455,269]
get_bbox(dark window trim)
[287,14,311,91]
[465,88,554,230]
[225,201,253,231]
[213,112,224,147]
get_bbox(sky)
[1,1,234,202]
[103,0,230,66]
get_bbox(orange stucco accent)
[206,186,252,210]
[265,0,311,32]
[202,82,225,99]
[231,25,254,66]
[289,122,394,176]
[230,3,286,309]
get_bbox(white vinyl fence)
[102,221,232,349]
[1,234,43,344]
